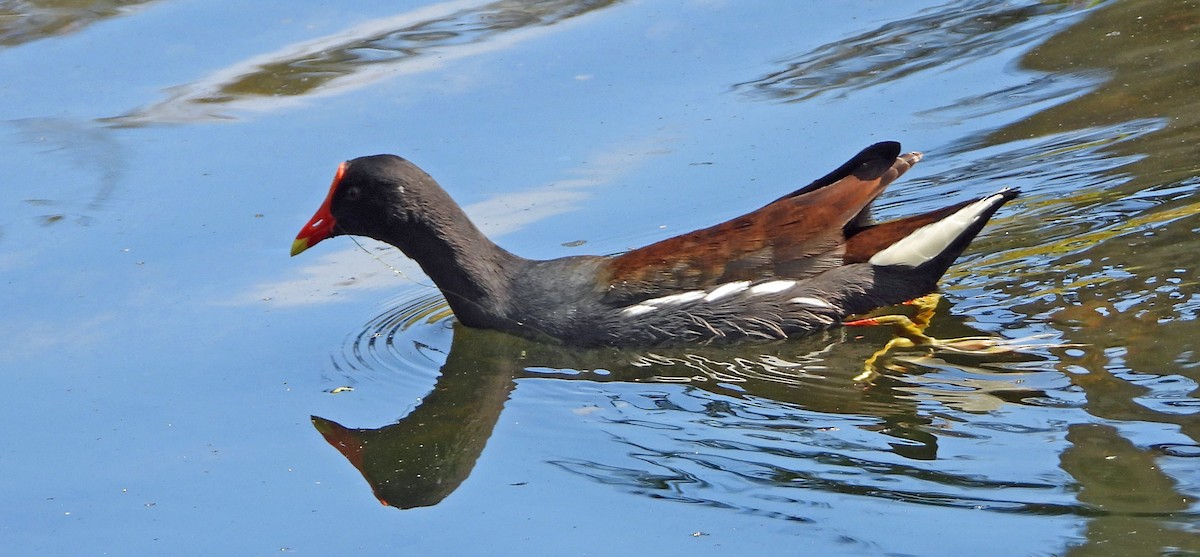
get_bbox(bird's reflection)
[312,296,1054,509]
[313,328,517,509]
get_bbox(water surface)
[2,1,1198,555]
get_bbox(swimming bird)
[291,141,1016,346]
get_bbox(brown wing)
[601,142,921,304]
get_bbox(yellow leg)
[853,336,916,381]
[904,293,942,330]
[845,292,1083,379]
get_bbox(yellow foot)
[902,292,942,330]
[843,293,1081,380]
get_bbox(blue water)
[3,1,1198,555]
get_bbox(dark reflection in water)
[1060,424,1199,555]
[994,0,1200,188]
[314,324,518,509]
[732,1,1090,103]
[0,0,154,48]
[214,0,618,98]
[966,0,1200,447]
[317,301,1198,554]
[315,294,1077,511]
[108,0,621,125]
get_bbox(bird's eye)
[344,186,361,201]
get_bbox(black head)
[291,154,450,256]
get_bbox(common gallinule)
[292,141,1016,346]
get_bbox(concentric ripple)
[329,289,456,390]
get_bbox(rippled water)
[3,0,1199,555]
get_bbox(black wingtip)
[783,141,904,200]
[862,141,902,160]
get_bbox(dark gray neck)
[385,206,527,329]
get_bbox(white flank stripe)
[646,290,706,306]
[704,281,750,302]
[789,296,834,309]
[621,304,656,316]
[868,193,1006,267]
[749,280,797,295]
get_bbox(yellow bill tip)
[290,238,310,257]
